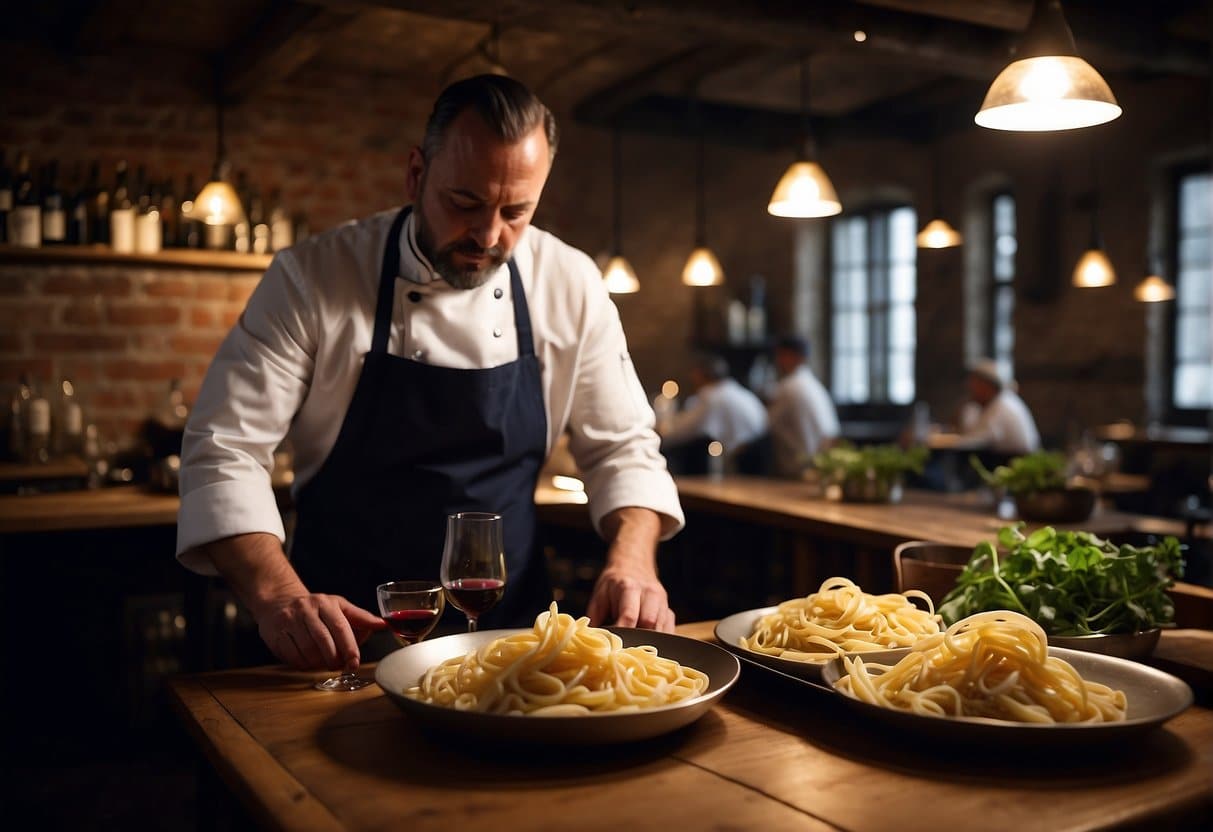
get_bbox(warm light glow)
[661,379,680,399]
[767,161,841,218]
[853,30,867,43]
[707,440,724,457]
[185,181,245,226]
[551,475,585,492]
[602,255,640,294]
[681,246,724,286]
[1072,248,1116,287]
[975,56,1121,131]
[916,218,963,249]
[1134,274,1175,302]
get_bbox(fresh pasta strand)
[405,603,709,715]
[740,577,941,662]
[834,610,1127,724]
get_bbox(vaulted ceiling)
[14,0,1212,148]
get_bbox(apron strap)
[508,259,535,358]
[371,207,410,356]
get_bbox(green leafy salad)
[969,451,1067,496]
[813,442,928,480]
[938,524,1185,635]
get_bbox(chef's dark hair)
[423,74,559,162]
[692,352,731,382]
[773,334,810,359]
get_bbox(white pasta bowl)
[374,627,740,745]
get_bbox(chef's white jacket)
[957,388,1042,455]
[767,365,840,476]
[660,378,769,453]
[176,209,684,572]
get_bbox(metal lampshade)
[916,218,963,249]
[1134,274,1175,302]
[1072,248,1116,288]
[767,161,841,218]
[682,246,724,287]
[184,179,244,226]
[603,255,640,294]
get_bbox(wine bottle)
[249,186,269,254]
[41,160,67,246]
[89,160,109,245]
[26,377,51,465]
[159,179,178,249]
[232,170,250,253]
[109,160,135,253]
[0,150,12,244]
[135,175,162,254]
[179,173,202,248]
[7,373,31,462]
[268,188,293,251]
[53,378,85,457]
[66,161,90,245]
[7,152,42,248]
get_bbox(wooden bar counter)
[168,621,1213,832]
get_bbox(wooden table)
[169,622,1213,832]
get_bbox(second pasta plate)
[714,607,912,683]
[375,627,740,745]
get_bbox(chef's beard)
[414,203,506,290]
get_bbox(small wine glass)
[440,511,507,632]
[377,580,445,647]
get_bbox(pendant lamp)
[1072,148,1115,287]
[975,0,1121,132]
[185,83,244,226]
[768,56,841,218]
[603,130,640,294]
[916,140,962,249]
[682,117,724,287]
[1134,255,1175,302]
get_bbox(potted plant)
[971,450,1096,523]
[813,442,927,503]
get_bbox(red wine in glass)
[377,580,445,647]
[440,512,507,632]
[444,578,506,618]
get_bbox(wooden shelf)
[0,243,273,272]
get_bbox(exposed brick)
[190,307,217,328]
[0,275,29,296]
[0,303,55,326]
[195,280,228,301]
[0,358,53,381]
[33,333,128,352]
[169,334,225,356]
[102,359,188,381]
[143,277,196,298]
[0,334,23,352]
[220,309,242,328]
[42,274,132,296]
[106,305,182,326]
[227,279,258,304]
[61,304,104,326]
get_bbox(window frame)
[987,190,1016,382]
[1166,162,1213,424]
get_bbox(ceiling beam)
[221,0,361,104]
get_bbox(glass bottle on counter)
[159,179,178,249]
[109,160,135,253]
[7,374,32,462]
[89,160,109,245]
[53,378,84,458]
[26,378,51,464]
[66,161,90,245]
[231,170,250,253]
[178,173,202,248]
[249,187,269,254]
[41,161,66,246]
[268,188,293,251]
[7,152,42,248]
[134,176,162,254]
[0,150,12,244]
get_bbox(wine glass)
[377,580,445,647]
[440,511,507,632]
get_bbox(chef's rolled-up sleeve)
[563,274,685,540]
[176,249,317,573]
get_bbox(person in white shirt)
[767,335,839,478]
[176,75,684,674]
[954,358,1041,455]
[659,354,768,465]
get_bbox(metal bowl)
[1013,486,1097,523]
[1047,628,1162,662]
[825,474,904,504]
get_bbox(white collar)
[399,210,439,285]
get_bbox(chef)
[953,358,1041,455]
[766,335,839,477]
[175,75,684,673]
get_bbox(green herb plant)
[970,451,1067,496]
[813,442,928,481]
[938,524,1185,635]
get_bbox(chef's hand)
[200,532,386,672]
[587,507,675,632]
[254,593,385,672]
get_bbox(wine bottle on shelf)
[52,378,84,458]
[0,150,12,244]
[179,173,202,248]
[89,160,109,245]
[268,188,293,252]
[135,176,162,254]
[7,152,42,248]
[7,374,31,463]
[26,378,51,465]
[41,161,67,246]
[66,161,90,245]
[109,160,135,253]
[249,187,269,254]
[293,212,310,245]
[232,170,250,253]
[159,179,178,249]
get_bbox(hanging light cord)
[694,98,706,246]
[800,54,815,160]
[612,128,623,255]
[1088,141,1101,248]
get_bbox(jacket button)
[407,291,422,303]
[493,327,503,338]
[412,349,425,360]
[493,288,503,299]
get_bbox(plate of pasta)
[375,603,740,744]
[713,577,943,682]
[821,610,1193,746]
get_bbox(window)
[1172,170,1212,411]
[829,205,917,404]
[990,193,1016,382]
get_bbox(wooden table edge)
[167,675,346,832]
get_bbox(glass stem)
[468,617,478,633]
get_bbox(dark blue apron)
[290,207,551,629]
